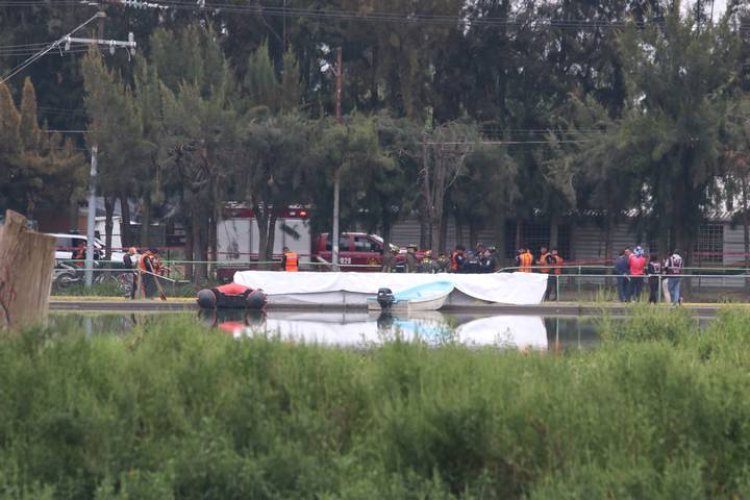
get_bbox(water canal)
[49,309,601,350]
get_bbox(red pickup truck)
[311,232,400,271]
[216,231,418,282]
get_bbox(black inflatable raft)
[197,282,267,310]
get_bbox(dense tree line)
[2,0,750,278]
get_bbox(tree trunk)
[104,196,115,259]
[140,191,151,248]
[515,219,523,252]
[604,213,613,268]
[493,211,506,267]
[267,211,278,266]
[184,221,193,282]
[68,199,79,233]
[439,213,449,253]
[420,135,435,252]
[469,219,480,249]
[119,194,131,248]
[549,216,559,249]
[418,208,428,250]
[382,216,392,252]
[192,211,206,285]
[432,152,446,253]
[604,212,613,286]
[255,204,270,270]
[370,45,379,108]
[0,210,55,331]
[207,203,219,279]
[742,178,749,293]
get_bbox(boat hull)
[367,281,453,312]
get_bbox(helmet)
[634,246,644,257]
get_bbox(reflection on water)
[49,309,600,350]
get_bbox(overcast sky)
[711,0,727,19]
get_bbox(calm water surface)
[49,310,600,350]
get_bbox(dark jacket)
[614,254,629,275]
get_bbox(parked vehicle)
[46,232,126,266]
[51,260,131,293]
[215,205,425,280]
[311,232,403,271]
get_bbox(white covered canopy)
[233,271,548,306]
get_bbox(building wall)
[571,222,641,264]
[390,217,497,255]
[389,216,649,265]
[723,225,748,267]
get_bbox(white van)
[47,233,126,265]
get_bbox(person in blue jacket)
[614,248,632,302]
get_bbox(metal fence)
[499,265,750,303]
[52,259,750,303]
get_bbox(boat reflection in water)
[204,309,549,350]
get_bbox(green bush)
[2,311,750,498]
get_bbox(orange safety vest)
[138,253,152,272]
[519,252,533,272]
[553,255,564,275]
[450,251,460,272]
[538,252,551,273]
[284,251,299,272]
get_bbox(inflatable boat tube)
[197,282,267,310]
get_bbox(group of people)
[381,245,452,273]
[122,246,165,299]
[614,246,683,305]
[448,244,500,274]
[513,246,565,300]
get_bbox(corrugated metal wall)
[572,223,641,263]
[389,217,498,253]
[386,217,750,267]
[724,226,748,266]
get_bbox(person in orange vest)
[138,247,158,298]
[537,246,552,273]
[538,246,555,299]
[450,245,466,273]
[281,246,299,272]
[515,247,533,272]
[548,248,564,300]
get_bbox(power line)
[0,0,704,31]
[0,41,52,49]
[0,47,90,56]
[0,12,101,84]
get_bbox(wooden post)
[0,210,55,331]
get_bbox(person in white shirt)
[664,249,683,305]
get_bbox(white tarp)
[233,271,548,306]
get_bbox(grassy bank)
[2,308,750,498]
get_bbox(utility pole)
[80,7,136,287]
[332,47,343,272]
[84,7,106,288]
[0,8,135,285]
[84,145,98,287]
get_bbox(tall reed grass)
[1,308,750,498]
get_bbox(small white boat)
[367,281,454,312]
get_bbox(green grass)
[51,280,198,298]
[2,310,750,498]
